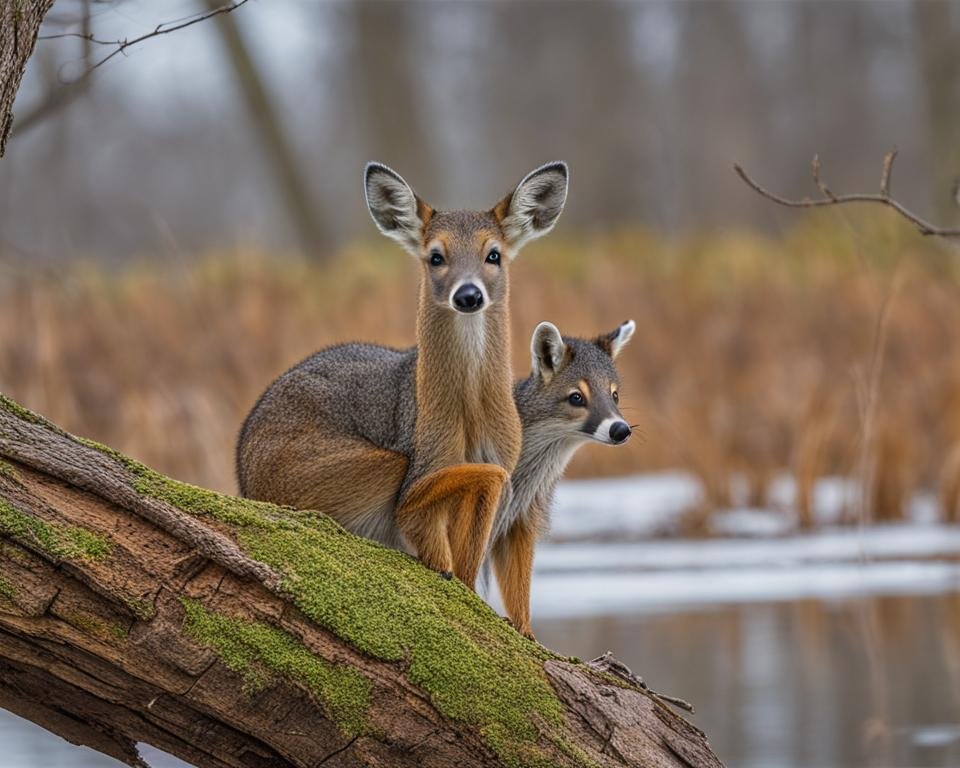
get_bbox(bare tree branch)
[38,0,251,77]
[734,151,960,238]
[10,1,251,143]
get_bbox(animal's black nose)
[452,283,484,312]
[609,421,631,444]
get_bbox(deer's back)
[236,343,417,495]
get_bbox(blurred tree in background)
[2,0,958,258]
[3,0,960,526]
[915,1,960,224]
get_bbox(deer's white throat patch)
[456,310,486,366]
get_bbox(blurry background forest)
[3,2,960,767]
[4,0,960,517]
[3,0,960,525]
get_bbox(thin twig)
[880,148,896,198]
[38,32,121,47]
[811,154,835,201]
[588,652,696,714]
[734,151,960,238]
[38,0,252,77]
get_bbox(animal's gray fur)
[239,329,629,566]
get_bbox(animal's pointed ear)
[531,322,567,384]
[597,319,636,359]
[364,162,433,256]
[492,161,568,254]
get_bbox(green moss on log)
[551,735,603,768]
[121,594,156,622]
[0,459,20,483]
[0,574,14,601]
[134,467,565,765]
[99,459,567,765]
[0,394,46,426]
[3,396,572,766]
[0,500,111,561]
[61,610,130,646]
[181,598,370,738]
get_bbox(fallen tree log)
[0,394,723,768]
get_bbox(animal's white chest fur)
[455,312,486,371]
[492,427,582,543]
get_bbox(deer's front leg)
[493,519,537,640]
[396,463,507,584]
[447,467,508,588]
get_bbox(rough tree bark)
[0,0,56,156]
[0,395,725,768]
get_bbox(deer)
[237,161,569,589]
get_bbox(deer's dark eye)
[429,252,444,267]
[485,249,501,265]
[568,391,586,407]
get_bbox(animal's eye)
[568,391,586,407]
[429,252,445,267]
[485,249,501,265]
[612,391,619,403]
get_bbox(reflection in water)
[1,594,959,767]
[536,593,960,768]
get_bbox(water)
[537,594,960,768]
[2,593,958,767]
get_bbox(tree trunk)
[203,0,327,257]
[0,394,724,768]
[915,1,960,225]
[0,0,56,156]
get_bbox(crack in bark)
[316,734,360,766]
[179,657,219,697]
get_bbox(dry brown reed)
[3,213,959,525]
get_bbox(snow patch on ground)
[535,524,960,574]
[529,561,960,618]
[549,471,701,541]
[549,472,944,542]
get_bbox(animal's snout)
[609,421,631,444]
[452,283,484,313]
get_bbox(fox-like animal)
[237,161,569,588]
[488,318,635,638]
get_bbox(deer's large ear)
[493,161,568,254]
[364,162,432,255]
[531,322,567,384]
[596,320,636,360]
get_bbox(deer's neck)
[413,280,520,473]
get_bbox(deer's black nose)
[609,421,631,444]
[452,283,484,313]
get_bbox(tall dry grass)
[3,213,960,525]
